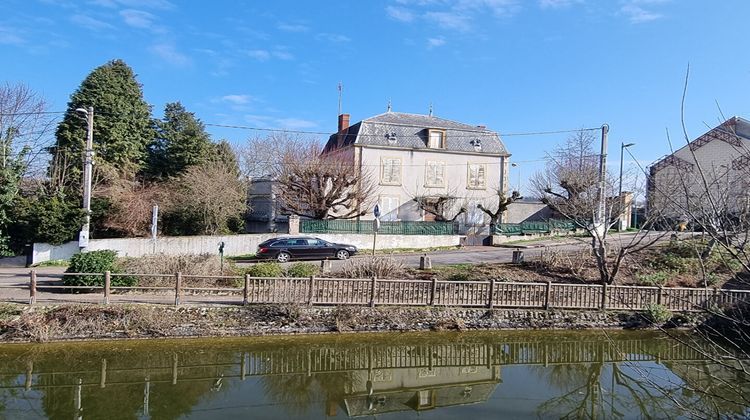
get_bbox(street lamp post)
[618,142,635,231]
[76,106,94,248]
[511,162,521,193]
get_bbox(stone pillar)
[288,215,300,235]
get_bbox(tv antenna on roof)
[337,82,343,115]
[429,102,433,117]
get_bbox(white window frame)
[424,160,446,188]
[467,163,487,190]
[379,195,400,221]
[428,129,446,149]
[380,157,402,185]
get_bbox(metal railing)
[301,219,458,235]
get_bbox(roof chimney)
[338,113,350,132]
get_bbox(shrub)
[644,303,672,325]
[245,262,284,278]
[287,263,319,278]
[64,250,136,287]
[447,272,471,282]
[636,271,670,286]
[339,256,404,279]
[118,254,227,286]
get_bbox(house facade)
[323,111,511,232]
[647,116,750,222]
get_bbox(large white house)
[322,111,511,232]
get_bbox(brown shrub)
[119,254,235,287]
[338,256,405,279]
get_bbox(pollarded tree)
[477,189,522,232]
[147,102,213,179]
[50,59,154,189]
[276,141,376,219]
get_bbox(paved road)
[0,231,665,305]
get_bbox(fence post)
[243,274,250,305]
[487,279,495,309]
[544,280,552,310]
[307,276,315,306]
[430,277,437,306]
[103,271,111,305]
[174,272,182,307]
[657,286,663,306]
[600,282,607,310]
[712,287,719,308]
[29,270,37,305]
[369,276,377,307]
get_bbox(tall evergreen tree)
[148,102,213,179]
[50,59,153,188]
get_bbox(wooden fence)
[11,270,750,312]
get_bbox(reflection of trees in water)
[260,371,360,416]
[534,359,750,419]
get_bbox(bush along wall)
[63,250,136,287]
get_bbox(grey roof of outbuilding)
[323,112,509,156]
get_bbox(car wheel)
[336,250,350,260]
[276,252,291,263]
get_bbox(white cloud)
[119,9,163,32]
[70,14,115,31]
[277,22,309,32]
[427,36,446,48]
[89,0,174,10]
[243,115,318,130]
[390,0,520,33]
[0,27,25,45]
[272,50,294,60]
[539,0,583,9]
[620,3,661,23]
[149,43,190,66]
[386,5,415,22]
[245,48,294,61]
[220,94,253,105]
[316,33,351,43]
[246,49,271,61]
[425,11,472,31]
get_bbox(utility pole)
[595,124,609,238]
[76,106,94,249]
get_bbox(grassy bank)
[0,302,703,343]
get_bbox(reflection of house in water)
[334,365,501,417]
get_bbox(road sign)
[373,204,381,219]
[373,218,381,232]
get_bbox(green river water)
[0,330,748,419]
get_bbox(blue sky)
[2,0,749,193]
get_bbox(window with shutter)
[425,161,446,187]
[380,157,402,185]
[467,163,487,189]
[379,196,400,221]
[428,129,446,149]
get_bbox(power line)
[0,109,603,140]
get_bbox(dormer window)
[428,129,446,149]
[385,132,397,144]
[471,138,482,151]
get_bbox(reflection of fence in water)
[0,339,714,392]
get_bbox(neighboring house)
[647,116,750,222]
[245,177,289,233]
[504,198,554,223]
[322,111,511,233]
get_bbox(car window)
[292,239,307,246]
[306,239,320,246]
[270,240,288,246]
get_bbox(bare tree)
[532,130,668,284]
[166,159,249,235]
[412,187,468,222]
[477,189,522,231]
[238,133,311,180]
[98,176,166,237]
[275,141,376,219]
[0,83,56,179]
